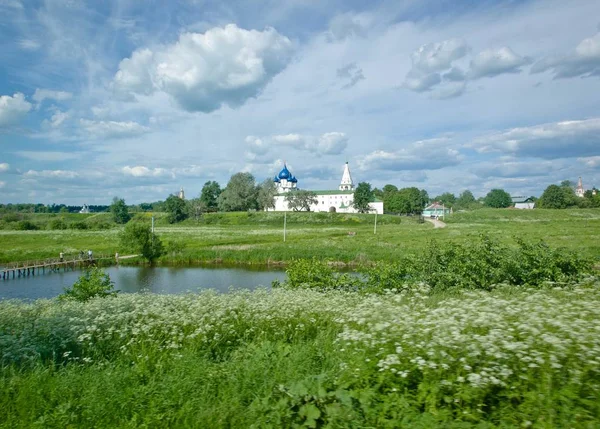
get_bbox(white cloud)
[357,138,461,171]
[32,89,73,104]
[470,117,600,159]
[43,110,69,128]
[312,132,348,155]
[468,47,532,79]
[472,160,561,178]
[246,132,348,158]
[402,39,468,93]
[17,39,41,50]
[327,12,370,41]
[410,39,469,73]
[24,170,80,179]
[0,163,9,172]
[0,181,5,188]
[578,156,600,168]
[14,151,81,162]
[0,93,31,127]
[79,119,150,139]
[531,31,600,78]
[112,24,294,112]
[122,166,174,178]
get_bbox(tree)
[257,178,278,211]
[59,267,117,302]
[218,173,258,211]
[419,189,430,208]
[433,192,456,207]
[484,189,512,208]
[119,222,164,263]
[200,181,221,211]
[538,184,568,208]
[188,198,207,223]
[353,182,374,213]
[110,197,131,224]
[456,190,476,209]
[164,194,188,223]
[285,190,318,211]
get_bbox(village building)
[422,202,451,218]
[511,196,536,209]
[269,162,384,214]
[79,204,90,214]
[178,187,185,200]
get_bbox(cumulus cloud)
[112,24,294,112]
[468,47,532,79]
[32,89,73,105]
[311,132,348,155]
[337,63,365,88]
[531,31,600,79]
[471,117,600,159]
[402,39,468,93]
[357,138,461,171]
[122,166,174,178]
[0,163,9,172]
[0,93,32,127]
[79,119,150,139]
[327,13,370,41]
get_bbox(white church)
[268,162,384,214]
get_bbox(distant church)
[268,162,384,214]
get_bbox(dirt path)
[425,218,447,229]
[117,254,139,260]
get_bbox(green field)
[2,209,600,265]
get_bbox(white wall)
[270,194,384,214]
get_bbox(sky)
[1,0,599,204]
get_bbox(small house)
[511,196,535,209]
[422,202,451,218]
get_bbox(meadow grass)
[2,209,599,265]
[1,285,599,428]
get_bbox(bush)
[58,267,117,302]
[69,221,89,230]
[47,218,67,230]
[277,258,360,290]
[15,220,38,230]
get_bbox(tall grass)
[1,284,599,427]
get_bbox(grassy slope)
[1,209,599,264]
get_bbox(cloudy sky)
[1,0,599,204]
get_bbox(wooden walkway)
[0,254,136,281]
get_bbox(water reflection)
[0,265,287,300]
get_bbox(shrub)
[69,221,89,230]
[59,267,117,302]
[47,218,67,230]
[15,220,38,230]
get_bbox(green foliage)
[47,218,67,230]
[218,172,258,212]
[538,183,578,209]
[285,190,318,212]
[15,220,38,230]
[484,188,512,208]
[58,267,117,302]
[164,194,188,223]
[455,190,477,209]
[257,178,277,210]
[278,258,359,290]
[110,197,131,224]
[432,192,456,207]
[119,222,165,263]
[353,182,373,213]
[200,180,222,211]
[385,187,425,214]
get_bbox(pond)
[0,265,287,300]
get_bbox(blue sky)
[1,0,599,204]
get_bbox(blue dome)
[273,175,280,183]
[289,175,297,183]
[277,164,291,180]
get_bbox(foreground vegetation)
[1,282,599,428]
[1,209,599,265]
